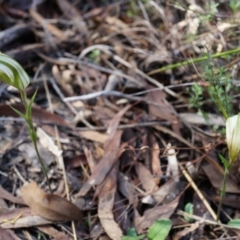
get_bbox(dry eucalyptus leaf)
[21,182,82,222]
[1,216,52,229]
[37,226,69,240]
[136,199,178,233]
[135,162,157,193]
[98,166,123,240]
[0,186,25,205]
[0,227,21,240]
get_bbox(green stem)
[20,90,28,110]
[217,167,229,221]
[19,90,52,192]
[33,141,52,193]
[148,48,240,75]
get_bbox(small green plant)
[227,218,240,228]
[203,52,232,119]
[88,49,101,63]
[190,50,240,221]
[186,48,240,221]
[126,0,149,17]
[200,1,219,22]
[189,49,233,121]
[189,83,204,110]
[188,83,210,122]
[217,113,240,220]
[122,228,144,240]
[184,203,194,222]
[0,52,51,191]
[229,0,240,13]
[148,219,172,240]
[122,219,172,240]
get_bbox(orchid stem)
[19,90,52,192]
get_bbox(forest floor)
[1,0,240,239]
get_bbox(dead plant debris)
[1,0,240,239]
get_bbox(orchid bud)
[226,113,240,164]
[0,53,29,90]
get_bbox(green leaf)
[26,89,38,120]
[10,105,28,122]
[0,52,29,90]
[218,153,230,170]
[29,128,37,142]
[184,203,194,222]
[122,236,145,240]
[148,219,172,240]
[227,219,240,229]
[126,228,138,237]
[121,228,145,240]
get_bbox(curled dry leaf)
[21,182,82,222]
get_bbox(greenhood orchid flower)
[226,113,240,164]
[0,52,29,90]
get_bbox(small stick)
[179,164,217,221]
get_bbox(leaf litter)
[1,0,240,239]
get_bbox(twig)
[13,166,27,184]
[177,210,236,230]
[148,48,240,75]
[49,77,94,129]
[179,164,217,221]
[63,90,178,112]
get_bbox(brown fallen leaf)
[0,186,25,205]
[98,166,123,240]
[172,222,199,240]
[135,162,158,194]
[0,104,69,127]
[83,145,97,173]
[135,198,179,233]
[147,89,177,121]
[38,226,69,240]
[148,134,162,185]
[30,9,67,40]
[202,164,240,193]
[56,0,88,34]
[0,227,20,240]
[78,130,122,196]
[117,172,135,206]
[0,208,31,224]
[1,216,52,229]
[79,105,132,196]
[21,182,82,222]
[79,130,109,144]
